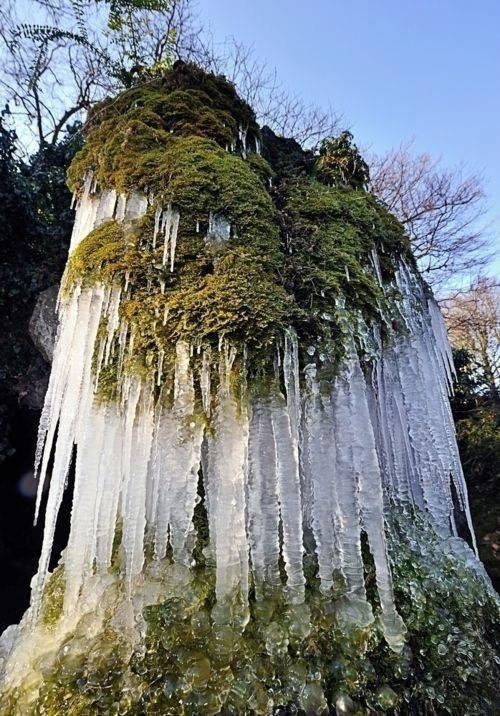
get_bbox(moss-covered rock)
[3,63,495,716]
[62,61,413,405]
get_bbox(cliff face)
[0,63,498,715]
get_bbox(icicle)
[120,378,154,587]
[128,326,135,356]
[348,357,406,651]
[165,342,204,564]
[428,296,455,393]
[169,210,180,273]
[150,404,177,560]
[205,344,249,605]
[95,189,117,227]
[330,369,367,602]
[117,320,129,380]
[239,124,248,158]
[82,170,93,199]
[162,208,171,266]
[103,287,122,367]
[271,391,305,602]
[246,400,281,598]
[303,365,340,591]
[156,349,164,387]
[31,286,107,618]
[283,327,301,443]
[161,205,180,270]
[125,191,148,220]
[207,212,231,244]
[69,188,99,252]
[63,404,111,611]
[370,248,383,287]
[153,205,162,249]
[200,349,212,416]
[387,263,477,552]
[34,287,81,523]
[115,194,127,221]
[345,265,350,282]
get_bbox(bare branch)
[370,143,491,291]
[443,275,500,402]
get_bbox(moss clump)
[63,61,413,399]
[67,62,260,195]
[63,220,129,293]
[313,131,370,189]
[2,511,498,715]
[278,178,411,361]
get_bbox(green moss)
[61,61,418,402]
[279,177,411,364]
[39,565,65,628]
[67,62,260,196]
[314,132,370,189]
[63,220,128,295]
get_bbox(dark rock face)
[16,354,50,411]
[29,285,59,363]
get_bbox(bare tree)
[370,144,490,291]
[444,275,500,403]
[0,0,187,151]
[187,37,343,146]
[1,1,109,148]
[0,0,342,152]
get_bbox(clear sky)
[196,0,500,276]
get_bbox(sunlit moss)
[67,62,260,196]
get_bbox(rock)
[29,285,59,362]
[17,353,50,410]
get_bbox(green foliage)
[63,66,287,389]
[456,408,500,488]
[314,131,370,189]
[68,63,260,193]
[280,177,411,357]
[99,0,173,31]
[0,117,79,461]
[16,0,176,89]
[450,348,500,589]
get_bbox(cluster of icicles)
[30,185,477,655]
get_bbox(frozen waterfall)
[29,188,477,656]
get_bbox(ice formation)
[3,63,499,716]
[14,182,476,663]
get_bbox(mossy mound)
[67,63,260,195]
[63,62,413,400]
[1,512,498,715]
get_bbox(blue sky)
[197,0,500,275]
